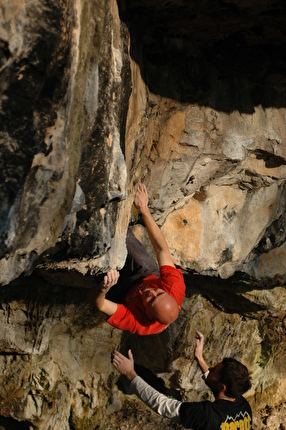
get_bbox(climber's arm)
[134,184,175,268]
[90,269,119,316]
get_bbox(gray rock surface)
[0,0,285,428]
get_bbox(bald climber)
[91,184,186,335]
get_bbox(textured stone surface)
[0,0,130,286]
[0,276,122,429]
[0,274,285,429]
[120,0,286,283]
[141,102,286,280]
[0,0,286,429]
[1,0,286,285]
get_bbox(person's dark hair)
[220,358,252,398]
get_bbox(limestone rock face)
[119,0,286,284]
[133,99,286,281]
[0,0,286,429]
[0,278,122,429]
[0,275,285,429]
[1,0,286,285]
[0,0,130,286]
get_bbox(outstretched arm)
[90,269,119,316]
[134,184,175,268]
[194,331,209,377]
[112,350,181,422]
[112,349,137,381]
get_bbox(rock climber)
[90,183,186,335]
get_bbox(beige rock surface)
[0,0,286,429]
[0,275,285,429]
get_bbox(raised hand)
[100,269,120,293]
[112,349,137,381]
[134,183,149,214]
[194,330,205,361]
[194,331,209,374]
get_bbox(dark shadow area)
[7,273,91,305]
[115,364,181,400]
[0,416,36,430]
[1,272,106,333]
[183,270,274,315]
[117,0,286,112]
[116,314,188,399]
[4,266,269,321]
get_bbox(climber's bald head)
[141,287,179,324]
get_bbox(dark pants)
[106,227,160,303]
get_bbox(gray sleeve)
[130,376,182,422]
[202,370,210,380]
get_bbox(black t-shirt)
[179,396,252,430]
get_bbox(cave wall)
[119,0,286,284]
[1,0,286,286]
[0,274,285,429]
[0,0,130,287]
[0,0,286,429]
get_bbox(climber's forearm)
[95,291,117,316]
[140,207,175,268]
